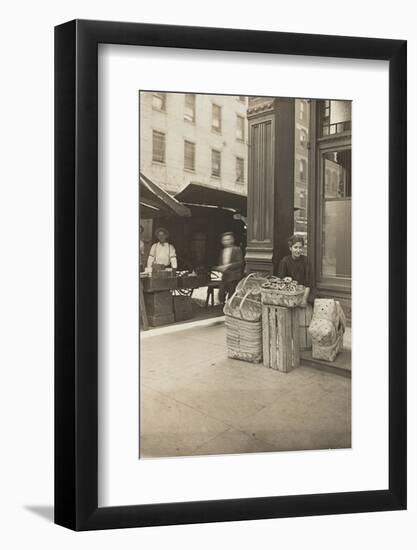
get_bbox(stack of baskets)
[224,275,308,365]
[224,273,268,363]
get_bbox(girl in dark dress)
[278,234,312,306]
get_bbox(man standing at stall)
[147,227,178,270]
[215,232,244,304]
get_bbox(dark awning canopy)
[140,173,191,219]
[175,182,247,216]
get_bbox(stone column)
[245,97,295,274]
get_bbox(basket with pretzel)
[261,276,305,308]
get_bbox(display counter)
[140,270,209,328]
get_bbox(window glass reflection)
[321,100,351,137]
[322,149,351,278]
[293,99,310,249]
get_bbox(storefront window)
[321,149,351,279]
[294,99,310,248]
[320,100,351,136]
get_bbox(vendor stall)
[139,173,192,329]
[149,182,247,273]
[140,172,191,219]
[141,269,209,327]
[139,176,247,329]
[175,181,247,216]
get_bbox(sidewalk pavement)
[140,320,351,458]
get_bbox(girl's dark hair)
[288,234,305,248]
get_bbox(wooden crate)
[294,304,313,350]
[148,313,175,327]
[173,296,193,322]
[142,276,177,293]
[144,290,173,317]
[262,304,300,373]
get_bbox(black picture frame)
[55,19,407,531]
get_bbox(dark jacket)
[219,246,244,282]
[278,255,311,287]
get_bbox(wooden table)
[139,273,149,330]
[140,273,177,328]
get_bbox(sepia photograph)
[139,91,351,459]
[48,10,407,535]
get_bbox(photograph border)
[55,19,407,530]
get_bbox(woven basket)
[261,287,305,308]
[225,316,262,363]
[223,279,266,363]
[223,288,262,322]
[235,272,269,298]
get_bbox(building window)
[321,149,352,279]
[320,99,351,136]
[184,140,195,171]
[152,93,166,111]
[299,159,307,181]
[238,96,246,103]
[293,100,310,241]
[236,115,245,141]
[211,149,221,177]
[184,94,196,123]
[236,157,244,184]
[323,150,351,199]
[299,128,307,148]
[211,104,222,133]
[152,130,165,163]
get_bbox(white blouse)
[147,242,177,269]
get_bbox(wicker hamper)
[223,274,266,363]
[225,315,263,363]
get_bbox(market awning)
[140,173,191,218]
[175,182,247,216]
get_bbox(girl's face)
[290,241,303,258]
